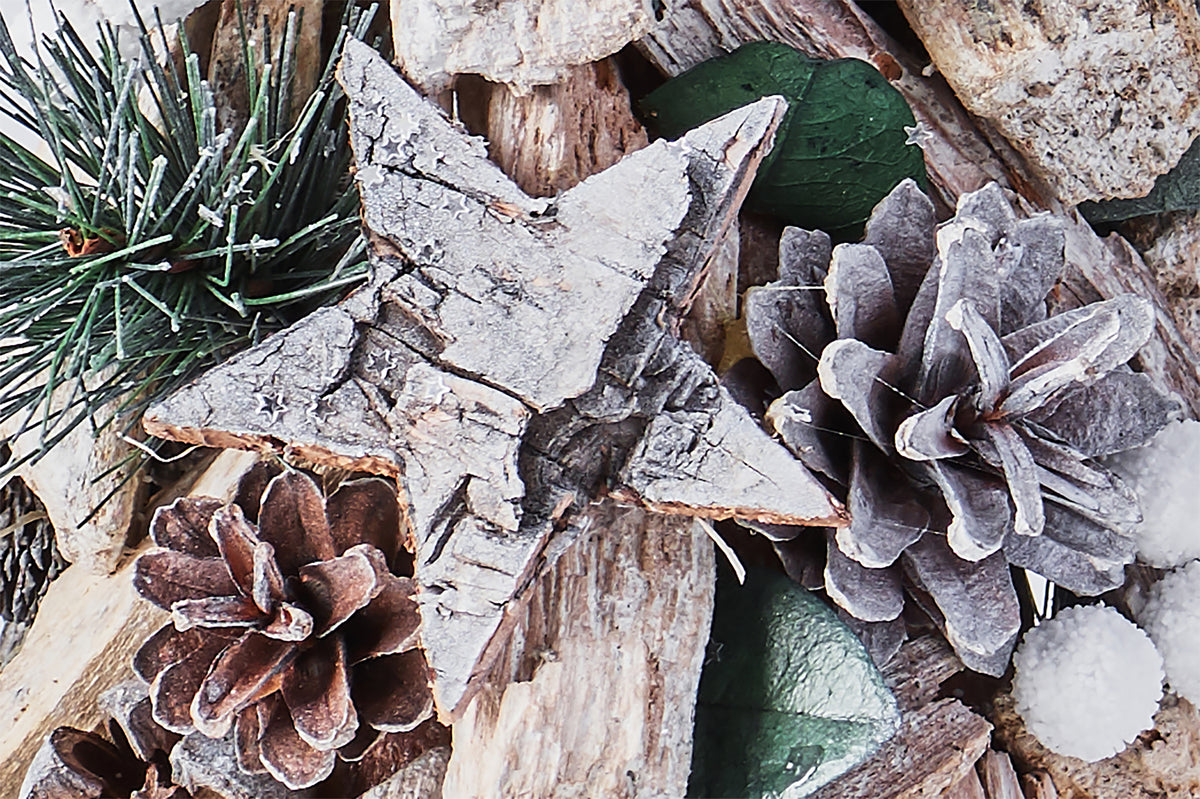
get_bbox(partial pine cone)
[133,463,446,792]
[0,478,68,626]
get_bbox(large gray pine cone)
[741,180,1180,675]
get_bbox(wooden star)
[144,40,843,718]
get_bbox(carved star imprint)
[144,40,843,718]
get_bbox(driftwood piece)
[898,0,1200,205]
[992,690,1200,799]
[442,503,713,798]
[881,634,965,713]
[945,770,988,799]
[638,0,1018,209]
[978,749,1024,799]
[144,40,842,718]
[390,0,656,94]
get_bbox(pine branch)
[0,2,381,484]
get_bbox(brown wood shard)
[144,40,843,717]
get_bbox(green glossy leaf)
[688,566,900,798]
[1081,136,1200,223]
[642,41,927,237]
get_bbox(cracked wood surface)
[144,40,842,718]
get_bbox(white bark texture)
[144,40,842,719]
[389,0,657,93]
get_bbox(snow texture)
[1012,604,1163,762]
[1107,419,1200,568]
[1139,560,1200,706]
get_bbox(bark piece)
[619,382,844,526]
[146,40,839,718]
[898,0,1200,204]
[978,749,1024,799]
[470,58,650,199]
[390,0,655,93]
[442,503,714,798]
[881,635,964,713]
[808,698,992,799]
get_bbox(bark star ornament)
[143,40,842,717]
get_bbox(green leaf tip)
[688,565,900,798]
[642,41,927,237]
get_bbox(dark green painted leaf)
[1081,135,1200,223]
[688,566,900,798]
[642,41,927,237]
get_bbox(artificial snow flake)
[1012,604,1163,762]
[739,179,1177,674]
[1138,560,1200,705]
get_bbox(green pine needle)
[0,2,380,484]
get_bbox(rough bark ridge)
[443,503,714,798]
[144,40,843,718]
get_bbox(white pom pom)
[1108,419,1200,569]
[1139,560,1200,705]
[1012,605,1163,761]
